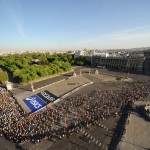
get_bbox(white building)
[92,52,109,57]
[74,50,88,58]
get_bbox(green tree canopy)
[0,69,8,83]
[0,52,86,83]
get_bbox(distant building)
[84,49,150,74]
[93,52,109,57]
[143,49,150,75]
[67,51,75,54]
[74,50,87,58]
[144,49,150,57]
[91,56,144,73]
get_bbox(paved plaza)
[0,66,150,150]
[14,75,91,113]
[21,117,118,150]
[14,69,127,114]
[118,100,150,150]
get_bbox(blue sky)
[0,0,150,51]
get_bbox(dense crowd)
[0,81,150,144]
[0,87,26,137]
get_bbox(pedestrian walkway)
[119,101,150,150]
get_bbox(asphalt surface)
[12,72,73,94]
[48,118,118,150]
[12,66,150,95]
[118,100,150,150]
[15,75,91,113]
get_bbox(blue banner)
[23,95,46,112]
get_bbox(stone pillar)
[5,81,12,91]
[80,70,81,75]
[73,71,77,77]
[95,69,98,75]
[126,72,129,79]
[31,82,35,92]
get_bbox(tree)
[0,52,73,83]
[0,69,8,83]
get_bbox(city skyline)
[0,0,150,51]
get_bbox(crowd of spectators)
[0,81,150,144]
[0,87,26,137]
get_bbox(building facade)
[85,50,150,75]
[91,56,144,73]
[143,50,150,75]
[144,49,150,58]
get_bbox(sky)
[0,0,150,51]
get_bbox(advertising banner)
[23,95,46,112]
[37,90,58,104]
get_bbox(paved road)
[12,66,150,95]
[15,75,91,113]
[73,66,150,81]
[12,72,73,94]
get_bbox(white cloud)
[113,33,150,40]
[78,26,150,49]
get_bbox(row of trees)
[0,52,86,83]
